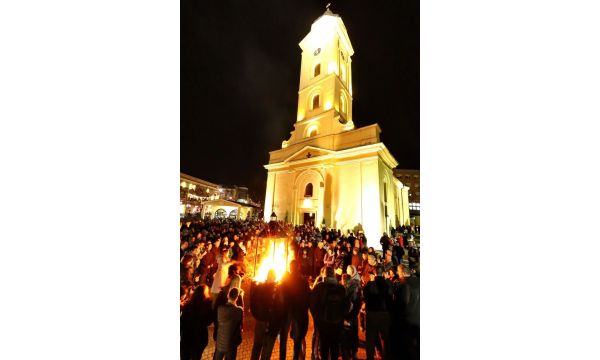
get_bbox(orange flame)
[254,238,294,283]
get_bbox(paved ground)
[201,279,369,360]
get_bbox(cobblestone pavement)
[200,279,369,360]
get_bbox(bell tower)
[264,7,410,246]
[282,6,355,148]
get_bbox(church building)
[263,8,410,248]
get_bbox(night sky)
[181,0,419,202]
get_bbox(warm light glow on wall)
[297,111,304,121]
[307,15,337,49]
[302,198,313,208]
[328,62,338,75]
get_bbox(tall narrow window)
[312,94,320,109]
[384,183,388,202]
[304,183,313,197]
[314,63,321,77]
[340,94,347,114]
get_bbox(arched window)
[215,208,227,219]
[304,183,313,197]
[228,209,238,219]
[306,125,318,138]
[312,94,320,110]
[314,63,321,77]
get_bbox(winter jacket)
[215,303,243,352]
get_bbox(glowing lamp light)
[303,198,313,208]
[324,101,332,110]
[297,111,304,121]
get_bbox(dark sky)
[181,0,419,202]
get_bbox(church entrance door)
[302,212,315,226]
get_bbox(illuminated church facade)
[263,8,410,248]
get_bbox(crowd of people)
[180,218,420,360]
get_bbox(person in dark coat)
[300,249,312,277]
[214,287,244,360]
[310,267,349,360]
[180,284,214,360]
[279,260,310,360]
[333,249,347,271]
[363,266,393,360]
[310,266,327,360]
[312,241,326,277]
[250,270,278,360]
[342,265,362,360]
[379,233,391,254]
[305,241,315,277]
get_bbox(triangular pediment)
[284,146,334,163]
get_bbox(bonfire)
[252,213,294,283]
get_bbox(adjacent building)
[263,9,410,248]
[393,169,420,225]
[180,172,260,219]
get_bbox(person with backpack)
[310,266,349,360]
[363,266,394,360]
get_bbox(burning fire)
[254,237,294,283]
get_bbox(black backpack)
[321,283,345,325]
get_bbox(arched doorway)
[214,208,227,219]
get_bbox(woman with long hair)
[180,284,214,360]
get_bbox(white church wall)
[331,161,362,234]
[359,159,383,249]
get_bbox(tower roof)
[313,5,339,24]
